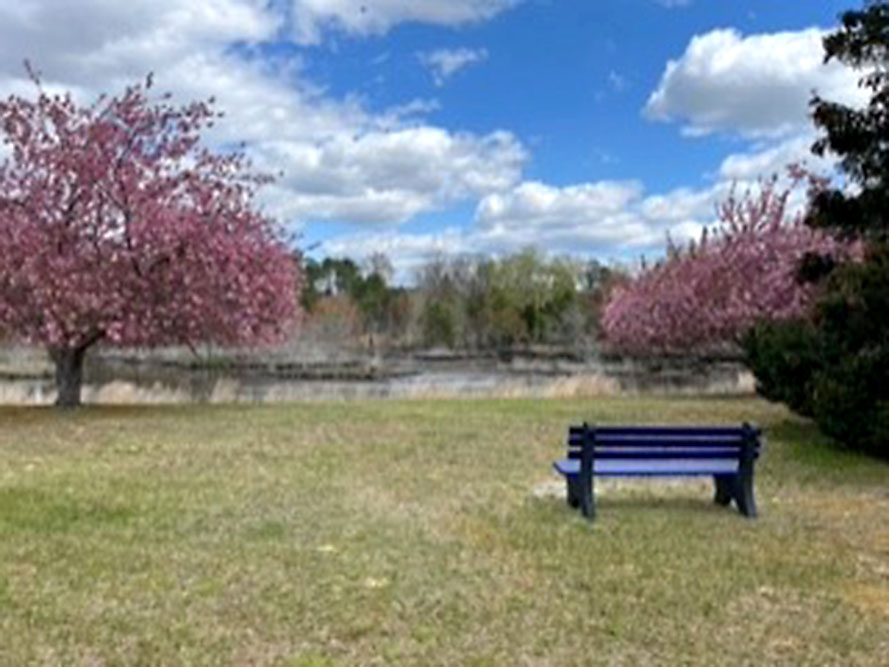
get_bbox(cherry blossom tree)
[601,175,853,356]
[0,70,300,407]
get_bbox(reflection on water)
[0,356,754,405]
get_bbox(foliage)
[300,249,614,352]
[744,241,889,457]
[741,320,820,418]
[743,2,889,458]
[420,300,458,348]
[302,256,408,347]
[0,70,299,406]
[305,295,361,341]
[807,1,889,238]
[352,272,390,340]
[301,257,362,311]
[489,249,579,346]
[601,177,850,355]
[414,249,604,350]
[416,254,486,348]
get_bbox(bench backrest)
[566,424,761,460]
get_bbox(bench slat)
[554,458,740,476]
[568,434,749,447]
[569,425,753,437]
[566,447,744,460]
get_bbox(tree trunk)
[50,346,88,409]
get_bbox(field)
[1,397,887,665]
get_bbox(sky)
[0,0,867,282]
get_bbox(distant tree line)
[299,248,623,354]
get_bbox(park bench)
[553,423,762,520]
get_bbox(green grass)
[1,397,887,665]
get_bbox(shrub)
[743,242,889,459]
[741,320,820,418]
[809,243,889,458]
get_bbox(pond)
[0,352,754,405]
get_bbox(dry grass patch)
[0,397,887,665]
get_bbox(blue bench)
[553,423,762,520]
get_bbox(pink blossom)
[0,71,300,356]
[601,176,853,355]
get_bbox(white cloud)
[477,181,643,232]
[320,178,717,276]
[418,47,489,86]
[254,128,525,224]
[717,133,833,182]
[0,0,526,228]
[470,135,835,261]
[656,0,692,7]
[322,127,838,280]
[637,186,722,227]
[475,179,715,253]
[645,27,867,138]
[290,0,521,45]
[0,0,278,89]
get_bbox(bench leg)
[566,474,580,509]
[579,473,595,520]
[713,475,734,507]
[733,469,757,518]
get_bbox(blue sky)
[301,1,844,185]
[0,0,865,281]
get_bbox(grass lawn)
[1,397,887,665]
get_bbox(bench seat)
[553,458,739,476]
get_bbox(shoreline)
[0,348,755,405]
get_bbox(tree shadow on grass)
[766,417,889,486]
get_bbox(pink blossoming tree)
[601,175,852,356]
[0,71,300,407]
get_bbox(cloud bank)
[0,3,852,280]
[645,28,865,137]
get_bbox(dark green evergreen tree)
[744,1,889,458]
[807,1,889,240]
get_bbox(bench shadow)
[563,494,744,517]
[603,496,731,512]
